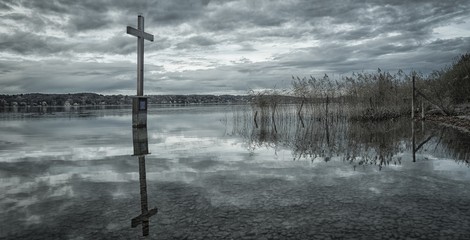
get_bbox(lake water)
[1,105,470,239]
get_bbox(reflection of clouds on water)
[1,106,470,239]
[428,157,470,181]
[1,146,132,163]
[368,187,381,194]
[334,168,361,178]
[0,114,133,162]
[2,178,75,212]
[79,171,137,183]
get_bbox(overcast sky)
[1,0,469,95]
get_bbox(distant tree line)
[0,93,251,107]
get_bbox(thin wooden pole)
[411,75,416,162]
[138,156,149,236]
[412,75,415,119]
[412,121,416,162]
[421,101,425,120]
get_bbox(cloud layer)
[1,0,469,94]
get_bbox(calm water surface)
[1,105,469,239]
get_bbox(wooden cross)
[127,16,156,237]
[127,15,154,96]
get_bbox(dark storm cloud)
[238,44,256,52]
[1,0,470,94]
[0,2,12,10]
[426,37,470,52]
[145,0,210,25]
[272,36,469,75]
[0,60,163,93]
[72,34,171,55]
[0,31,70,55]
[68,11,112,32]
[5,0,467,54]
[176,36,217,49]
[0,0,212,53]
[16,0,212,30]
[204,0,470,44]
[21,0,68,14]
[198,4,286,32]
[2,13,28,21]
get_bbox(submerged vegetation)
[239,53,470,169]
[230,104,470,169]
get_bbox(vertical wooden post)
[137,16,144,96]
[411,75,416,162]
[421,101,425,120]
[421,115,425,132]
[412,120,416,162]
[411,75,415,119]
[325,95,330,146]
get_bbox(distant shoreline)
[0,102,248,108]
[0,93,252,107]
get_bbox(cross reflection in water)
[130,96,157,236]
[130,126,158,236]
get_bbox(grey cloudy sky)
[1,0,469,95]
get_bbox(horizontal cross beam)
[127,26,154,42]
[131,207,158,228]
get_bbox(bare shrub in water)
[292,69,411,121]
[343,69,410,120]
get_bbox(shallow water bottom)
[3,156,470,240]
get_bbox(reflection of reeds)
[234,69,470,167]
[229,104,470,169]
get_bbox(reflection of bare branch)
[232,104,408,167]
[299,115,305,128]
[433,128,445,152]
[416,89,452,116]
[229,104,469,167]
[414,134,435,153]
